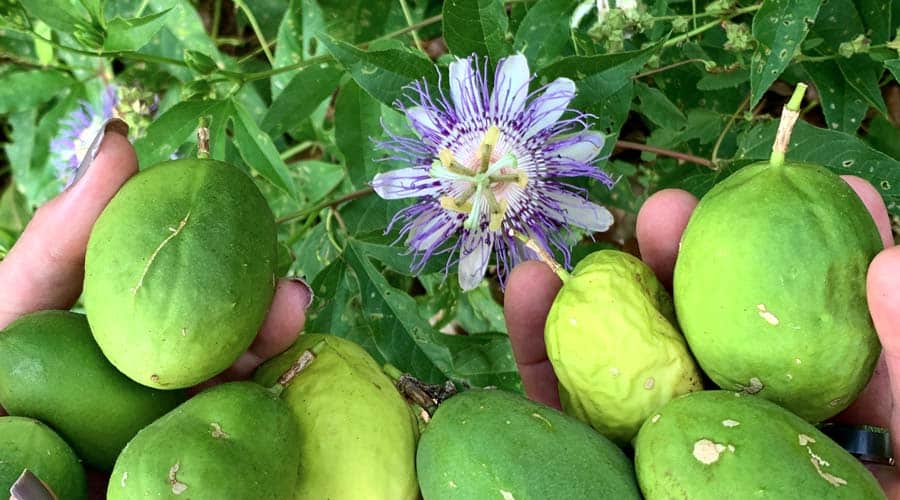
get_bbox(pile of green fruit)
[0,84,889,499]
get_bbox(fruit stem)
[10,469,58,500]
[197,117,210,160]
[508,230,570,283]
[269,339,328,396]
[769,83,807,168]
[384,364,457,419]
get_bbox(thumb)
[0,120,137,329]
[866,246,900,460]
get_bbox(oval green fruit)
[254,333,419,500]
[84,159,278,389]
[0,416,87,500]
[108,382,300,499]
[545,249,702,444]
[673,162,882,422]
[416,389,641,500]
[634,390,885,499]
[0,311,185,470]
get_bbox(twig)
[615,140,715,169]
[711,92,751,168]
[275,187,375,225]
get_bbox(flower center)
[429,126,528,231]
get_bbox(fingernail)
[288,276,314,311]
[67,117,129,189]
[10,470,57,500]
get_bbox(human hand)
[0,121,312,409]
[503,176,898,495]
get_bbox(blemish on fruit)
[644,377,655,389]
[799,434,816,446]
[741,377,763,394]
[500,489,516,500]
[209,423,229,439]
[692,439,731,465]
[531,413,552,429]
[168,462,188,495]
[121,471,128,488]
[609,367,620,377]
[651,414,661,423]
[756,304,779,325]
[722,419,740,428]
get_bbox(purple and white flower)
[51,84,118,186]
[372,53,615,291]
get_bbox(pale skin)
[503,180,900,496]
[1,130,898,494]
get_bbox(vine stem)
[398,0,425,53]
[26,30,188,67]
[711,92,751,168]
[662,4,763,48]
[275,187,375,225]
[632,58,706,80]
[508,230,570,283]
[615,140,715,169]
[233,0,275,65]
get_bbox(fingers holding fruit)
[0,121,137,330]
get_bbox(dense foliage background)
[1,0,899,391]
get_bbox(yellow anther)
[439,148,454,168]
[517,171,529,188]
[482,126,500,148]
[439,196,472,214]
[489,200,508,231]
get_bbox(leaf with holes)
[749,0,822,108]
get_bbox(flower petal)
[406,106,442,140]
[490,54,530,122]
[522,78,576,139]
[547,132,606,163]
[458,223,494,291]
[371,167,443,200]
[449,57,484,122]
[545,189,614,232]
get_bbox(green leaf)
[0,185,31,232]
[291,223,343,282]
[864,115,900,162]
[271,0,304,97]
[341,240,520,388]
[634,81,687,129]
[320,34,435,107]
[1,0,32,30]
[539,45,657,133]
[134,99,228,168]
[78,0,104,27]
[887,59,900,82]
[352,231,448,276]
[808,0,887,116]
[854,0,892,43]
[334,80,382,188]
[749,0,823,108]
[513,0,577,69]
[303,0,396,44]
[230,99,302,201]
[102,8,172,52]
[803,61,868,132]
[696,68,749,91]
[736,120,900,215]
[0,70,72,113]
[18,0,89,34]
[262,61,342,136]
[442,0,512,61]
[295,160,345,204]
